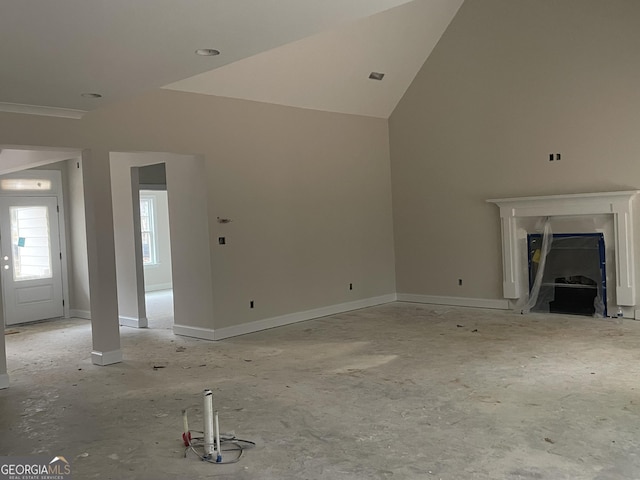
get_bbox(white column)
[0,282,8,389]
[614,201,636,305]
[500,212,520,299]
[82,149,122,365]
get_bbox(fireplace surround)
[488,191,639,313]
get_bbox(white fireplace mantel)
[487,191,640,306]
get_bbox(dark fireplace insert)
[527,233,607,317]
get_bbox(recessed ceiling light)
[369,72,385,81]
[195,49,220,56]
[81,93,102,98]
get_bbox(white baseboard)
[70,309,91,319]
[119,315,148,328]
[173,324,216,341]
[91,349,123,366]
[0,373,9,389]
[144,283,173,292]
[174,293,397,341]
[397,293,510,310]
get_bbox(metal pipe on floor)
[215,410,222,463]
[203,389,215,458]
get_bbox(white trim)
[119,315,148,328]
[487,191,640,208]
[0,373,9,389]
[215,294,396,340]
[91,349,123,366]
[55,171,71,320]
[174,294,397,341]
[0,170,71,321]
[144,283,173,292]
[70,309,91,319]
[173,324,216,341]
[397,293,510,310]
[0,102,86,119]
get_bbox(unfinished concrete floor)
[2,303,640,479]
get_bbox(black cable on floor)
[184,433,256,465]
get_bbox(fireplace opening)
[527,233,607,317]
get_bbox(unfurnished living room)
[1,1,640,479]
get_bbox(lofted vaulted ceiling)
[0,0,463,119]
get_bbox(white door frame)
[0,169,70,320]
[0,196,64,324]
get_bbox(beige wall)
[389,0,640,301]
[0,89,396,331]
[164,156,215,329]
[110,154,147,324]
[65,159,90,314]
[29,160,85,316]
[31,159,90,315]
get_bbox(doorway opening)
[137,163,174,329]
[111,151,213,337]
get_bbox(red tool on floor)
[182,409,192,446]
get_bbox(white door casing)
[0,196,64,325]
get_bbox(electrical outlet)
[218,237,226,245]
[349,283,353,291]
[549,153,554,161]
[458,279,463,286]
[556,153,561,160]
[250,300,254,309]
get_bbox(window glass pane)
[139,197,157,265]
[10,206,53,281]
[1,179,52,191]
[141,232,151,263]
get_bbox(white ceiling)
[166,0,463,118]
[0,0,463,119]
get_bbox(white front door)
[0,196,64,325]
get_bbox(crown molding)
[0,102,86,119]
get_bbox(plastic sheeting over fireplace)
[527,233,607,317]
